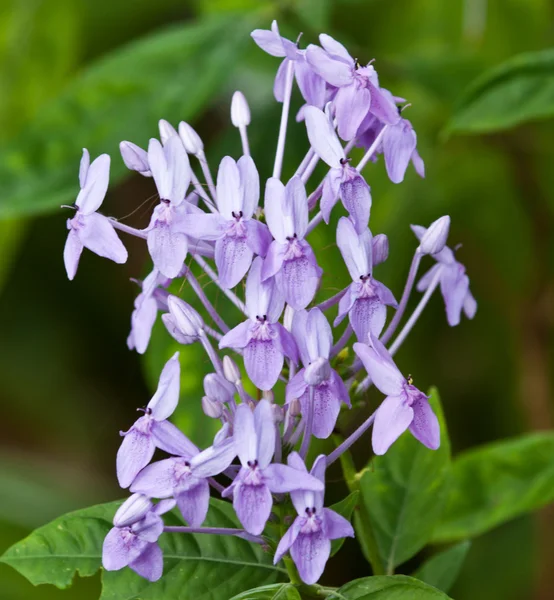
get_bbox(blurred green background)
[1,0,553,598]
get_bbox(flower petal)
[261,240,286,281]
[219,320,252,350]
[216,156,242,219]
[264,464,324,493]
[75,153,110,215]
[116,427,156,489]
[323,508,355,540]
[350,297,387,342]
[335,84,371,142]
[275,322,299,364]
[254,399,276,470]
[294,59,326,108]
[304,106,344,169]
[244,219,272,258]
[79,213,128,264]
[234,403,257,466]
[336,217,371,281]
[305,308,332,360]
[383,120,417,184]
[440,267,469,327]
[339,170,371,234]
[175,478,210,527]
[291,530,331,585]
[303,382,341,439]
[103,527,137,571]
[238,156,260,219]
[372,395,414,455]
[233,482,273,535]
[151,420,200,457]
[64,227,84,280]
[321,169,342,222]
[79,148,90,188]
[285,176,308,239]
[409,397,440,450]
[147,224,187,279]
[147,353,180,420]
[191,438,236,477]
[244,338,284,390]
[274,517,303,564]
[178,213,226,240]
[130,458,177,497]
[368,82,401,125]
[280,249,321,310]
[305,44,353,88]
[353,340,404,396]
[264,177,287,243]
[129,543,163,582]
[215,234,253,289]
[128,295,157,354]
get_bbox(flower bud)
[204,373,235,403]
[159,119,178,145]
[113,493,152,528]
[272,404,284,423]
[202,395,223,419]
[119,141,152,176]
[167,295,204,337]
[231,91,251,127]
[162,313,197,345]
[288,398,301,417]
[223,355,241,384]
[418,216,450,255]
[304,357,331,386]
[372,233,389,266]
[178,121,204,155]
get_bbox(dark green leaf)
[413,541,471,593]
[0,14,256,219]
[229,583,301,600]
[1,499,285,598]
[329,491,359,556]
[357,388,451,572]
[432,432,554,543]
[335,575,452,599]
[446,49,554,135]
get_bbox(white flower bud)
[167,295,204,337]
[161,313,197,345]
[304,357,331,386]
[113,494,152,527]
[178,121,204,155]
[202,395,223,419]
[231,91,251,127]
[119,141,152,176]
[418,216,450,255]
[159,119,178,145]
[223,355,241,384]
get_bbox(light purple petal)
[255,399,276,469]
[416,264,442,293]
[64,227,83,280]
[335,84,371,142]
[175,478,210,527]
[103,527,139,571]
[330,367,351,407]
[79,148,90,188]
[350,297,387,342]
[191,438,236,477]
[233,481,273,535]
[120,141,151,176]
[374,280,398,308]
[130,458,176,497]
[251,26,287,57]
[303,382,341,440]
[319,34,352,63]
[372,394,414,455]
[215,234,253,289]
[128,295,157,354]
[368,82,401,125]
[264,177,287,243]
[285,176,308,239]
[275,322,299,364]
[463,290,477,319]
[261,240,286,281]
[321,169,342,222]
[129,543,163,582]
[147,352,180,420]
[75,154,110,215]
[353,341,404,396]
[244,338,284,390]
[79,213,128,264]
[286,370,308,404]
[234,403,257,466]
[147,224,187,279]
[132,511,164,542]
[273,58,289,103]
[154,498,177,516]
[244,219,272,258]
[305,44,353,88]
[335,285,356,326]
[238,155,260,218]
[264,464,324,493]
[219,320,251,350]
[441,267,469,327]
[339,170,371,234]
[304,106,344,169]
[337,217,371,280]
[178,213,226,241]
[164,135,191,205]
[274,517,302,564]
[383,120,417,184]
[323,508,355,540]
[291,530,330,585]
[411,148,425,178]
[151,420,199,457]
[280,246,321,310]
[295,60,326,108]
[216,156,242,219]
[113,494,153,528]
[116,427,156,489]
[372,234,389,266]
[305,308,332,360]
[245,256,284,321]
[410,397,440,450]
[310,455,327,512]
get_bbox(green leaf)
[432,432,554,543]
[413,541,471,594]
[335,575,452,599]
[229,583,301,599]
[0,14,256,219]
[329,491,359,556]
[446,48,554,135]
[357,388,451,572]
[1,499,285,598]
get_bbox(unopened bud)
[178,121,204,155]
[223,355,241,384]
[120,141,152,176]
[204,373,235,403]
[159,119,178,145]
[288,398,302,417]
[202,395,223,419]
[304,357,331,386]
[419,216,450,255]
[113,494,152,527]
[372,233,389,266]
[167,295,204,337]
[162,313,196,345]
[231,91,251,127]
[273,404,284,423]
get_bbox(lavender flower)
[274,454,354,584]
[64,149,127,280]
[262,177,322,309]
[117,353,197,488]
[412,224,477,326]
[219,257,298,390]
[222,400,323,535]
[102,494,175,582]
[335,217,397,341]
[180,155,271,288]
[287,309,349,438]
[304,106,372,233]
[354,335,440,454]
[382,118,425,184]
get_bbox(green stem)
[283,556,302,585]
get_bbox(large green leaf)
[335,575,452,599]
[229,583,301,599]
[432,432,554,543]
[446,48,554,135]
[413,541,471,594]
[357,388,451,572]
[0,14,256,219]
[1,498,285,599]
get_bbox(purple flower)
[382,118,425,184]
[305,35,399,141]
[304,106,372,233]
[412,224,477,327]
[64,149,127,280]
[262,177,322,309]
[335,217,397,342]
[251,21,326,109]
[219,257,298,390]
[117,353,197,488]
[180,155,271,288]
[286,309,350,439]
[274,453,354,584]
[354,335,440,455]
[102,494,175,582]
[130,430,236,527]
[222,400,324,535]
[146,136,192,278]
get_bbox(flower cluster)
[63,22,476,586]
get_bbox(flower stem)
[326,410,376,466]
[239,126,250,157]
[197,151,217,202]
[193,255,246,314]
[316,288,347,312]
[273,60,295,180]
[330,324,353,359]
[199,330,224,376]
[184,267,229,333]
[356,125,388,172]
[299,386,314,458]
